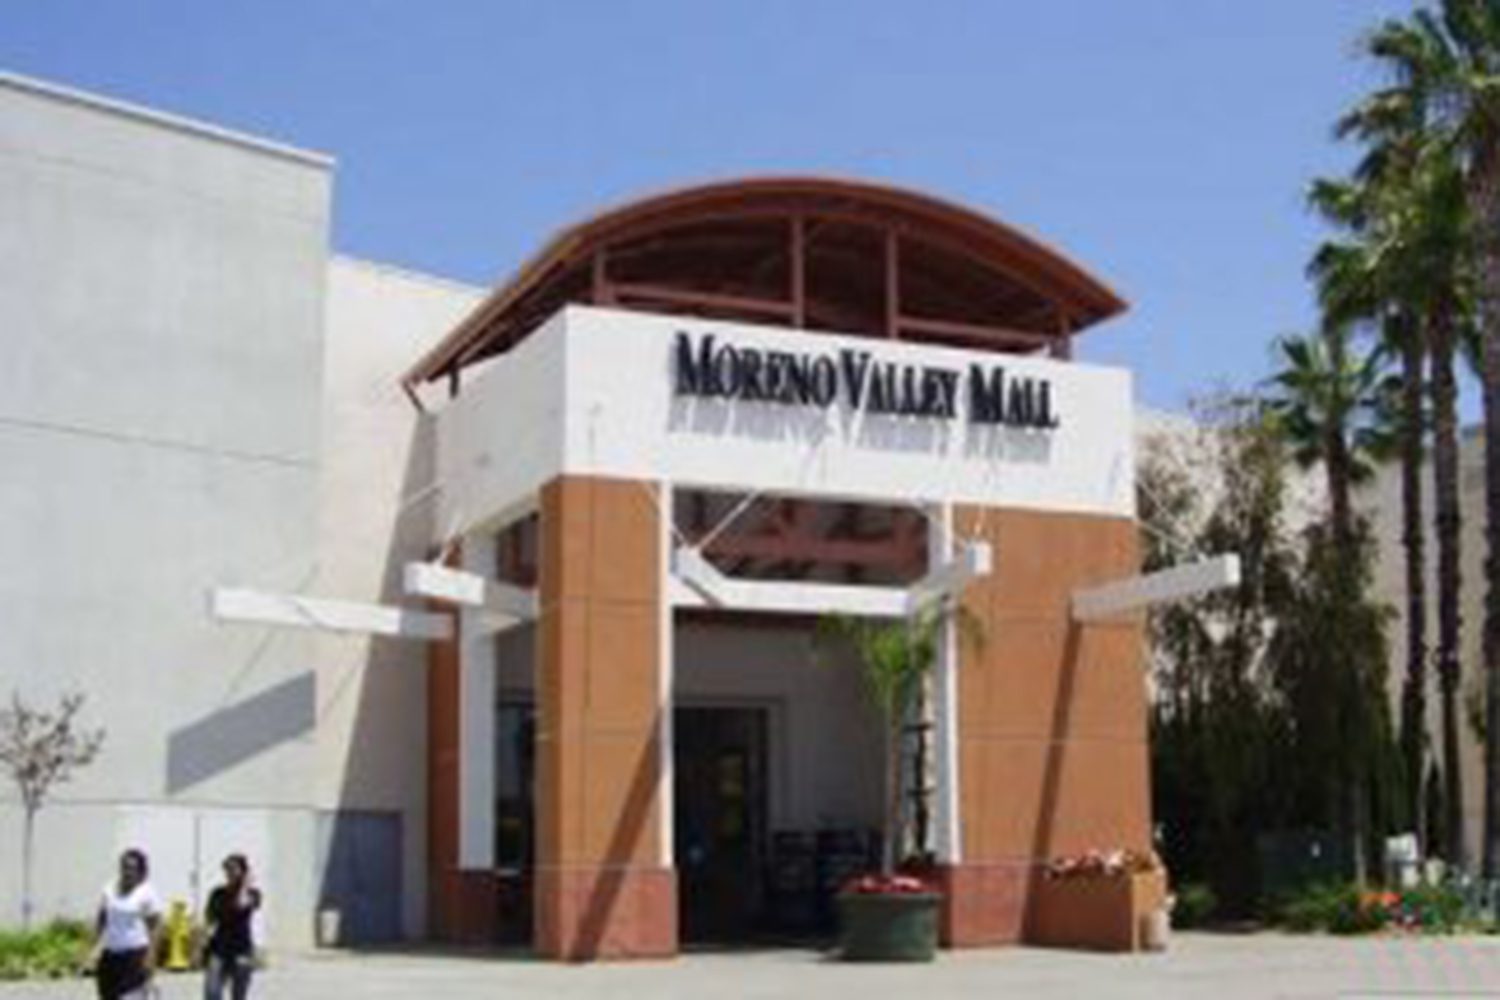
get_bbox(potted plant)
[816,600,978,961]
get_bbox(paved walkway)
[7,933,1500,998]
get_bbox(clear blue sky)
[2,1,1424,413]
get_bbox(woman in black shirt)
[203,854,261,1000]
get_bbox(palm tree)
[1360,0,1500,876]
[1316,95,1475,864]
[1268,327,1393,882]
[1403,157,1472,870]
[816,602,978,876]
[1307,185,1431,846]
[1269,330,1392,553]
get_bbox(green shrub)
[0,919,92,981]
[1173,883,1218,928]
[1394,883,1466,934]
[1276,882,1338,932]
[1274,882,1388,935]
[1270,881,1484,935]
[1328,888,1387,935]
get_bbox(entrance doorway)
[673,706,769,942]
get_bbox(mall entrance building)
[0,70,1163,959]
[405,179,1151,959]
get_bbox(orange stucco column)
[940,506,1151,947]
[533,475,676,960]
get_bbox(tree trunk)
[1397,327,1429,847]
[883,716,902,877]
[1321,350,1367,884]
[1475,153,1500,879]
[1350,768,1369,889]
[1327,431,1355,555]
[21,805,35,931]
[1430,302,1466,867]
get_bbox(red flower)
[843,874,930,895]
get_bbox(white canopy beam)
[209,587,454,641]
[1070,554,1241,622]
[402,561,537,630]
[671,546,908,617]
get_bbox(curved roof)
[403,176,1127,388]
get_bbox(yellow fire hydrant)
[162,899,193,971]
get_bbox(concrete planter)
[836,892,941,962]
[1029,870,1167,952]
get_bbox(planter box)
[1029,870,1167,952]
[836,892,941,962]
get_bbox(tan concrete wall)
[946,505,1149,945]
[533,475,675,959]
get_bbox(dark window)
[495,701,535,870]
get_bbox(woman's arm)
[89,899,105,967]
[143,912,161,976]
[240,885,262,913]
[140,888,164,976]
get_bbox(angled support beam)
[1071,554,1241,622]
[907,541,992,614]
[209,587,453,641]
[672,546,907,617]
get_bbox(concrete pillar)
[533,475,676,960]
[930,502,962,866]
[458,534,497,870]
[938,506,1150,947]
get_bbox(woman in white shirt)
[93,848,163,1000]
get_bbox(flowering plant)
[1044,848,1164,881]
[1357,885,1465,933]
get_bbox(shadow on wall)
[666,395,1055,465]
[669,395,833,447]
[165,672,317,794]
[317,416,439,945]
[569,716,662,959]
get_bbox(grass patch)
[0,919,91,981]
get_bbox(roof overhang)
[403,175,1128,389]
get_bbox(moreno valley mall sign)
[672,330,1061,428]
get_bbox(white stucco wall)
[437,305,1136,539]
[0,72,331,942]
[0,72,490,946]
[314,257,485,937]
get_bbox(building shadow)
[317,415,440,945]
[165,671,317,793]
[568,719,662,958]
[1023,621,1083,938]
